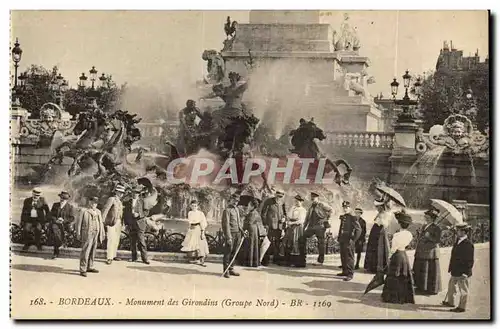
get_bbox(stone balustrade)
[322,131,395,149]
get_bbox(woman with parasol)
[413,207,442,295]
[364,181,406,274]
[381,209,416,304]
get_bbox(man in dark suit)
[261,189,287,266]
[21,189,50,251]
[222,194,244,278]
[354,207,366,270]
[336,201,361,281]
[442,223,475,313]
[124,186,150,264]
[48,191,76,259]
[303,191,333,266]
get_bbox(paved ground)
[10,244,490,320]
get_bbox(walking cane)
[221,236,246,278]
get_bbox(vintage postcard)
[9,10,490,320]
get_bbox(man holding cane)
[222,194,246,278]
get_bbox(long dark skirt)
[413,258,442,295]
[364,224,390,274]
[382,251,415,304]
[282,225,306,267]
[242,225,260,267]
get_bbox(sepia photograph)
[8,9,491,320]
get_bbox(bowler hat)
[294,194,305,202]
[310,191,320,198]
[58,191,71,200]
[342,201,351,208]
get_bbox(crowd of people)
[19,184,475,312]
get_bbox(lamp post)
[49,73,68,108]
[11,38,23,89]
[89,66,98,89]
[390,70,422,123]
[78,73,88,89]
[99,73,107,88]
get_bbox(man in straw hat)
[101,184,125,265]
[48,191,76,259]
[442,223,474,313]
[261,188,287,266]
[76,196,105,277]
[303,191,333,266]
[124,185,150,264]
[221,193,244,278]
[20,188,50,251]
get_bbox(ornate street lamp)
[11,38,23,88]
[89,66,98,89]
[78,73,88,89]
[99,73,107,88]
[390,70,420,123]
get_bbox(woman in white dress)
[181,200,209,266]
[381,210,416,304]
[283,195,308,267]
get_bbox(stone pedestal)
[219,10,382,132]
[391,121,419,156]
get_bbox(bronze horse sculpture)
[43,109,142,179]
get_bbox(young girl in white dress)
[181,200,209,266]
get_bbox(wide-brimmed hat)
[132,185,144,193]
[395,210,413,225]
[342,201,351,208]
[294,194,305,202]
[310,191,321,198]
[58,191,71,200]
[114,184,126,193]
[355,207,363,214]
[275,189,285,196]
[32,189,41,196]
[424,208,440,219]
[455,223,471,230]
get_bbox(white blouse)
[288,206,307,225]
[374,210,392,227]
[188,210,208,230]
[390,229,413,253]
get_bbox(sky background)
[10,10,489,99]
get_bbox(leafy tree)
[16,64,126,118]
[16,64,59,118]
[417,68,489,131]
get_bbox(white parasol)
[430,199,464,226]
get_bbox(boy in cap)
[102,184,125,265]
[303,191,333,266]
[48,191,76,259]
[337,201,361,281]
[20,189,50,251]
[442,223,475,313]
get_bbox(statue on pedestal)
[202,50,226,85]
[333,13,361,52]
